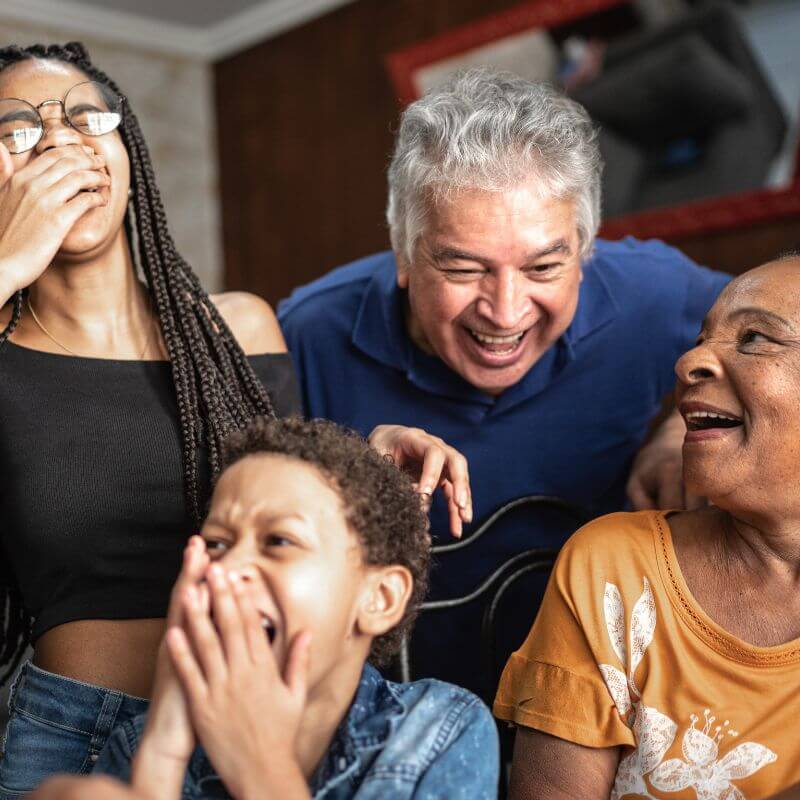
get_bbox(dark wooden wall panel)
[673,218,800,276]
[214,0,800,305]
[215,0,533,305]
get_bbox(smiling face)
[0,58,130,259]
[398,180,583,396]
[200,453,397,691]
[675,258,800,515]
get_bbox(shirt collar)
[351,250,618,409]
[309,663,404,795]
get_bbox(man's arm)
[626,406,705,510]
[509,727,620,800]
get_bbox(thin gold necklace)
[26,296,155,360]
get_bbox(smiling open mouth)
[466,327,527,356]
[685,411,743,432]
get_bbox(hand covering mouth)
[209,604,277,643]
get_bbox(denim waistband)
[10,662,149,741]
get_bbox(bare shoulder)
[210,291,287,355]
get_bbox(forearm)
[130,740,187,800]
[238,760,310,800]
[130,699,192,800]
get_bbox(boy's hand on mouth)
[132,536,209,800]
[167,564,313,800]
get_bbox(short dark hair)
[220,416,430,666]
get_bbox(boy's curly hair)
[220,416,430,666]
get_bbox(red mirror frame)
[384,0,800,241]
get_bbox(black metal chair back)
[391,495,590,798]
[396,495,589,690]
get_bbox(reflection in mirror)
[571,0,798,218]
[391,0,800,224]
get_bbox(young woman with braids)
[0,43,472,795]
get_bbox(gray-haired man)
[278,69,730,697]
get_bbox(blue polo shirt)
[278,238,730,697]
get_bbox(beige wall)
[0,21,223,291]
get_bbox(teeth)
[469,329,525,345]
[685,411,740,422]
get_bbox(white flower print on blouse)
[649,710,776,799]
[598,578,777,799]
[600,578,677,799]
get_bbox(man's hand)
[166,564,311,800]
[627,409,705,510]
[130,536,209,800]
[368,424,472,537]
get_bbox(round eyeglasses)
[0,81,124,154]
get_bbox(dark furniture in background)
[390,495,590,799]
[214,0,797,305]
[214,0,530,307]
[575,3,788,217]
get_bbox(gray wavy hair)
[386,67,603,265]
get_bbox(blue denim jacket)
[96,664,499,799]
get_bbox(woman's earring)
[128,187,134,199]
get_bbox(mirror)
[386,0,800,241]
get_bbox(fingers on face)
[0,143,13,184]
[166,626,207,702]
[205,565,249,665]
[182,583,227,681]
[178,536,208,584]
[229,572,271,665]
[167,537,208,624]
[25,146,104,185]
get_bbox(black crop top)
[0,341,301,641]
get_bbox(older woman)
[495,255,800,799]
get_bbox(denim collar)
[308,663,405,795]
[350,250,618,413]
[193,664,403,797]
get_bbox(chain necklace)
[26,296,155,360]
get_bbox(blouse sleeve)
[493,522,636,749]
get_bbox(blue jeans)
[0,663,148,799]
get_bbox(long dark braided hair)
[0,42,276,684]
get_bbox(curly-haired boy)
[34,418,498,800]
